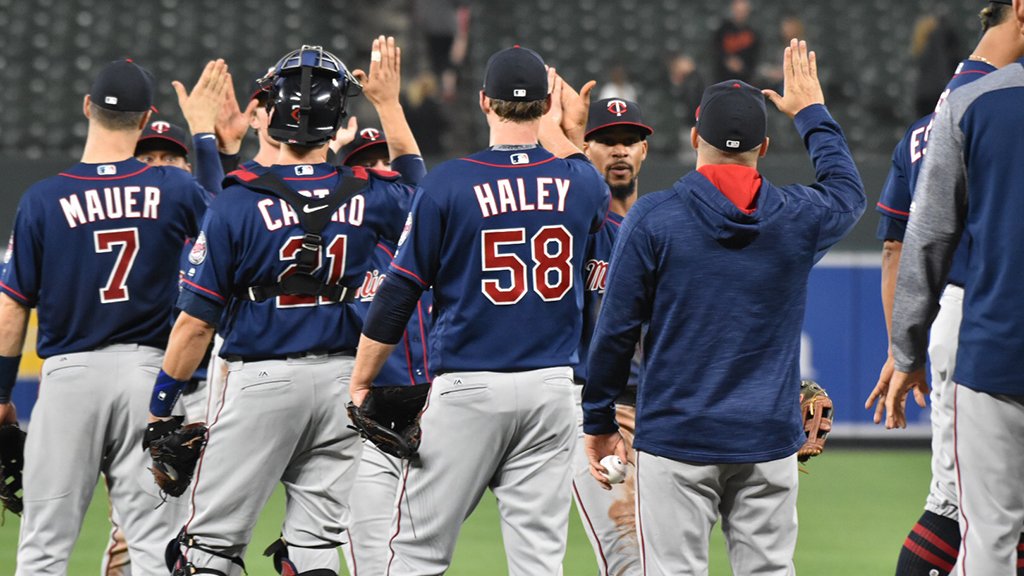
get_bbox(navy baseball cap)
[90,58,155,112]
[339,126,388,165]
[135,119,189,158]
[696,80,766,153]
[483,46,548,102]
[585,98,654,140]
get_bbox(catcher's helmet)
[260,45,362,146]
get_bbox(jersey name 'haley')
[472,177,571,217]
[59,186,161,228]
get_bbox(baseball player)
[0,57,229,575]
[97,115,226,576]
[883,3,1024,573]
[572,96,651,576]
[152,45,412,576]
[329,37,436,576]
[865,3,1024,573]
[584,40,864,575]
[349,47,609,575]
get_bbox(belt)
[616,387,638,407]
[226,349,356,363]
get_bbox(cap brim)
[137,135,189,157]
[584,121,654,140]
[342,140,388,165]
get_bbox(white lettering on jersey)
[258,196,366,231]
[356,267,386,301]
[473,178,573,218]
[59,187,161,229]
[584,258,609,292]
[908,125,927,164]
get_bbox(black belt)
[616,387,638,407]
[226,349,356,363]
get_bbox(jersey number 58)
[481,225,572,305]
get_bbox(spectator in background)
[415,0,470,102]
[666,53,705,158]
[712,0,760,83]
[758,15,805,92]
[598,64,639,102]
[403,70,447,157]
[911,12,962,118]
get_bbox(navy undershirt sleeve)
[177,289,224,328]
[363,273,423,345]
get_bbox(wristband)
[0,355,20,404]
[150,369,189,417]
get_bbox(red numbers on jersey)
[276,234,348,308]
[481,225,573,305]
[93,228,140,303]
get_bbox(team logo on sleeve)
[188,232,208,265]
[398,213,413,247]
[3,233,12,265]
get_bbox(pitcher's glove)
[798,379,833,462]
[347,385,430,459]
[143,416,207,498]
[0,423,26,515]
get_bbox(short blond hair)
[490,98,548,122]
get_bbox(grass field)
[0,448,931,575]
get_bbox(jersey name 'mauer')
[389,147,610,374]
[0,159,209,357]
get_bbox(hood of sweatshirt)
[675,165,778,247]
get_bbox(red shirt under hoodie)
[697,164,761,214]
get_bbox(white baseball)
[600,455,627,484]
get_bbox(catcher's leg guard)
[264,537,339,576]
[165,529,245,576]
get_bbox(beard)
[609,178,637,201]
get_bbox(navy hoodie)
[583,104,865,463]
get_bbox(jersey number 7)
[481,225,573,305]
[94,228,139,303]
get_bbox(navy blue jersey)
[875,59,993,286]
[390,147,609,374]
[179,163,411,359]
[585,105,865,463]
[1,159,210,357]
[353,239,432,386]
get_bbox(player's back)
[1,158,208,356]
[184,163,410,359]
[391,146,608,373]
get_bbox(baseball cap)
[90,58,155,112]
[483,46,548,102]
[696,80,767,153]
[135,119,189,158]
[339,126,388,166]
[585,98,654,140]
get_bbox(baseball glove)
[798,379,833,462]
[0,423,26,515]
[143,417,207,498]
[347,385,430,459]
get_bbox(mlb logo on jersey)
[98,164,117,176]
[295,165,314,176]
[510,153,529,165]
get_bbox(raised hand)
[557,74,596,149]
[762,39,825,118]
[174,59,230,136]
[329,116,359,155]
[353,35,402,109]
[215,72,260,155]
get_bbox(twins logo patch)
[607,99,628,117]
[189,232,208,265]
[150,120,171,133]
[3,233,12,265]
[360,128,381,141]
[398,213,413,247]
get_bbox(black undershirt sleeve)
[362,273,424,345]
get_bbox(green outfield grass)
[0,449,930,575]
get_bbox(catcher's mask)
[259,45,362,147]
